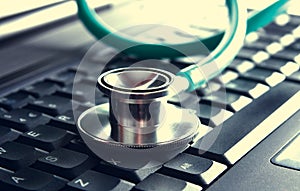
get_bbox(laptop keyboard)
[0,14,299,191]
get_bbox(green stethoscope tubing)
[76,0,289,91]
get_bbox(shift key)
[189,82,300,165]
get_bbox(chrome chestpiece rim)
[77,67,200,169]
[98,67,174,131]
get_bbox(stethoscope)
[75,0,289,169]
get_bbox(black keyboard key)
[0,108,6,115]
[288,71,300,83]
[214,70,238,84]
[257,58,299,76]
[245,31,274,44]
[0,126,19,144]
[27,95,71,116]
[190,82,300,165]
[0,92,33,110]
[280,34,296,47]
[272,49,300,63]
[244,39,270,50]
[201,91,252,112]
[287,38,300,51]
[264,23,294,36]
[0,109,50,132]
[197,104,232,127]
[168,92,200,108]
[134,173,201,191]
[56,84,85,100]
[289,15,300,27]
[33,148,97,179]
[195,82,222,97]
[67,170,134,191]
[17,125,74,151]
[225,78,269,99]
[161,153,226,186]
[0,168,65,191]
[48,110,77,132]
[64,138,93,155]
[0,126,12,141]
[241,68,285,87]
[56,82,105,103]
[236,48,257,60]
[257,30,281,42]
[0,142,39,170]
[21,81,59,98]
[95,161,160,184]
[236,48,269,63]
[227,59,254,73]
[47,69,82,86]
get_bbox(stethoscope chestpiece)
[77,67,200,169]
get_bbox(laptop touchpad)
[271,132,300,171]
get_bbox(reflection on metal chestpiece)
[77,67,200,169]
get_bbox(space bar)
[189,81,300,165]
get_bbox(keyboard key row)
[256,58,299,76]
[225,78,269,99]
[227,59,255,74]
[26,95,71,116]
[0,109,50,132]
[201,91,252,112]
[21,81,59,98]
[189,82,300,165]
[46,69,82,87]
[55,81,106,104]
[0,168,65,191]
[273,49,300,63]
[240,68,285,87]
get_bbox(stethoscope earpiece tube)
[177,0,246,91]
[177,0,289,91]
[76,0,289,92]
[246,0,290,34]
[75,0,226,58]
